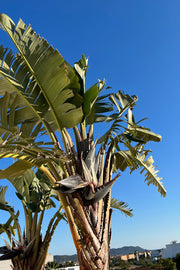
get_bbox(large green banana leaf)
[0,13,83,137]
[0,169,58,212]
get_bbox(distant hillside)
[110,246,145,256]
[54,246,145,263]
[54,254,78,264]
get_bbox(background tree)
[0,170,65,270]
[110,256,128,269]
[157,258,176,270]
[174,253,180,270]
[0,14,166,270]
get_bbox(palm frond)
[113,150,137,172]
[86,93,113,124]
[0,14,83,135]
[125,106,162,143]
[135,152,166,197]
[110,198,133,217]
[0,133,67,173]
[0,160,33,180]
[109,91,138,113]
[113,144,166,197]
[98,91,137,145]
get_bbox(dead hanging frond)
[135,152,166,197]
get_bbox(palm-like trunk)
[49,127,115,270]
[8,212,58,270]
[0,177,63,270]
[61,193,112,270]
[9,215,59,270]
[75,197,111,269]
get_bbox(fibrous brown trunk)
[78,240,110,270]
[54,127,114,269]
[66,193,112,270]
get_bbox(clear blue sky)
[0,0,180,255]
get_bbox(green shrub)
[157,258,176,270]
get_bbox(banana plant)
[0,14,166,270]
[0,170,65,270]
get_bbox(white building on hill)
[162,242,180,258]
